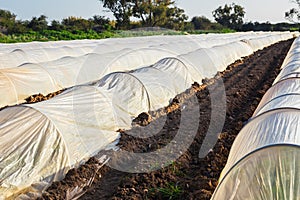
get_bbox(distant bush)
[0,29,118,43]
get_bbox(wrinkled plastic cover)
[212,36,300,200]
[212,145,300,200]
[0,32,295,108]
[0,65,57,104]
[255,94,300,116]
[130,66,177,110]
[219,109,300,182]
[95,72,150,129]
[0,46,96,68]
[152,57,195,92]
[0,106,69,199]
[212,109,300,200]
[0,87,120,198]
[0,48,175,107]
[0,32,296,198]
[275,62,300,83]
[254,78,300,116]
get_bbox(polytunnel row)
[0,32,295,108]
[211,37,300,200]
[0,32,293,68]
[0,32,296,199]
[0,55,195,199]
[0,31,282,54]
[0,34,234,65]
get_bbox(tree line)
[0,9,112,35]
[0,1,299,39]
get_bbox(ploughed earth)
[34,39,293,200]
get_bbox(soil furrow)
[42,39,293,200]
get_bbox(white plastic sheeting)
[0,56,197,198]
[275,37,300,83]
[0,46,97,68]
[0,34,235,59]
[212,144,300,200]
[212,36,300,200]
[0,32,295,108]
[178,41,254,78]
[0,89,120,198]
[0,32,296,198]
[243,34,292,52]
[0,48,176,108]
[253,78,300,116]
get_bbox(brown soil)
[0,90,65,111]
[41,39,293,200]
[24,90,65,104]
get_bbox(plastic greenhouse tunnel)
[0,32,297,199]
[211,36,300,200]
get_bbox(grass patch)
[148,182,183,200]
[0,28,236,43]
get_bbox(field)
[0,33,299,200]
[39,39,292,199]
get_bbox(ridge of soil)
[0,89,64,111]
[24,90,65,104]
[42,39,294,200]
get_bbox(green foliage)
[48,15,111,32]
[99,0,132,29]
[91,15,111,32]
[50,20,64,31]
[149,183,183,200]
[0,27,240,44]
[187,15,234,33]
[3,3,298,44]
[0,8,116,43]
[99,0,188,30]
[190,16,229,31]
[28,15,48,31]
[114,28,182,38]
[191,16,212,30]
[212,3,245,30]
[164,6,188,30]
[0,9,16,20]
[132,0,187,30]
[0,29,115,43]
[241,21,300,31]
[62,16,93,32]
[0,9,17,34]
[242,21,272,31]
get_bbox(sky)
[0,0,296,23]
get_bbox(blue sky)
[0,0,295,23]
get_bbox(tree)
[62,16,93,32]
[99,0,188,30]
[90,15,111,32]
[0,9,17,33]
[99,0,133,29]
[163,5,188,30]
[50,20,64,31]
[212,3,245,30]
[254,21,272,31]
[285,0,300,22]
[0,10,29,34]
[28,15,48,31]
[191,16,212,30]
[132,0,187,29]
[241,22,255,31]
